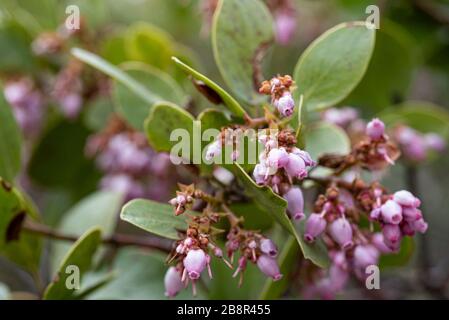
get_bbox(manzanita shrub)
[0,0,448,300]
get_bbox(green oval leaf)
[172,57,246,117]
[305,122,351,159]
[114,62,187,129]
[232,164,329,268]
[125,23,174,70]
[293,21,376,111]
[212,0,274,105]
[44,228,102,300]
[144,101,195,154]
[120,199,189,240]
[0,91,22,181]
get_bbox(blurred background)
[0,0,448,299]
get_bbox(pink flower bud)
[382,224,402,250]
[285,153,307,179]
[393,190,420,207]
[328,218,353,250]
[275,92,295,117]
[283,187,305,220]
[402,207,422,221]
[164,267,184,297]
[366,118,385,140]
[260,238,278,258]
[267,147,289,169]
[275,10,296,45]
[213,246,223,258]
[253,163,268,185]
[183,249,207,280]
[291,147,316,166]
[381,200,403,224]
[304,213,327,242]
[413,218,428,233]
[371,233,392,254]
[370,207,381,220]
[329,263,349,291]
[353,245,379,268]
[257,254,283,281]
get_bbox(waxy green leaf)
[114,62,187,129]
[294,21,376,111]
[212,0,274,105]
[44,228,102,300]
[144,101,196,154]
[120,199,189,240]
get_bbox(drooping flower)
[256,254,283,281]
[304,213,327,242]
[366,118,385,140]
[328,218,354,250]
[183,249,207,280]
[283,187,305,220]
[164,267,184,298]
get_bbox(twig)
[23,220,172,253]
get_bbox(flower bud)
[291,147,316,166]
[283,187,305,220]
[402,207,422,221]
[371,233,393,254]
[382,224,402,249]
[183,249,207,280]
[304,213,327,242]
[276,92,295,117]
[366,118,385,140]
[353,245,379,268]
[381,200,403,224]
[275,10,296,45]
[256,254,283,281]
[267,147,289,169]
[370,207,381,220]
[260,238,278,258]
[328,218,353,250]
[285,153,307,179]
[393,190,420,208]
[253,163,268,185]
[413,218,428,233]
[164,267,184,297]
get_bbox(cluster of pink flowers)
[164,184,283,297]
[300,118,429,299]
[259,75,296,117]
[253,133,315,190]
[3,78,45,138]
[86,118,174,201]
[393,125,446,162]
[226,229,282,283]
